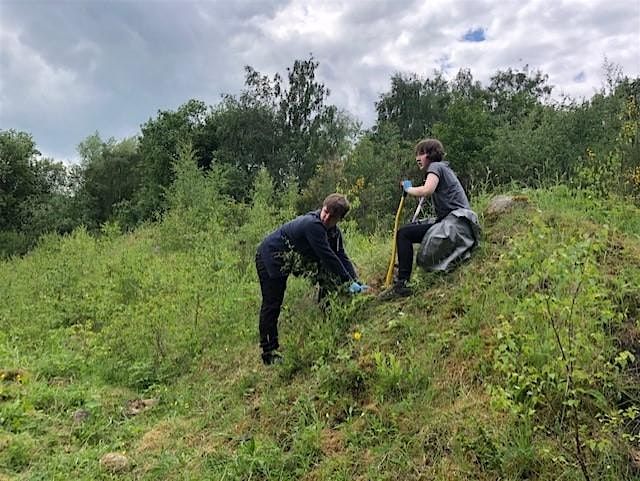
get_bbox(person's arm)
[305,223,354,283]
[406,173,439,197]
[334,229,357,279]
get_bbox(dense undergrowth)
[1,182,639,480]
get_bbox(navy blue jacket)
[257,210,357,282]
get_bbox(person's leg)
[255,253,287,362]
[379,221,434,301]
[396,222,433,281]
[316,274,340,314]
[317,285,329,309]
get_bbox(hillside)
[1,186,639,480]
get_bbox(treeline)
[1,56,639,256]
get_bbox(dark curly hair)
[415,139,445,163]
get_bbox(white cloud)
[259,0,344,42]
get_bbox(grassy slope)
[1,187,639,480]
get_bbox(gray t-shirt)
[426,161,470,220]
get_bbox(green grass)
[1,187,639,480]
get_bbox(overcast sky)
[1,0,639,163]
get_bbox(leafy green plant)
[0,182,638,480]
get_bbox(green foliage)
[0,433,36,472]
[0,186,639,480]
[298,157,346,213]
[487,66,553,119]
[4,63,639,259]
[375,72,450,141]
[574,93,640,200]
[0,130,75,256]
[234,168,297,273]
[74,132,141,230]
[240,55,358,189]
[0,129,39,231]
[371,350,425,401]
[3,60,640,479]
[0,230,31,258]
[485,201,639,479]
[433,94,495,190]
[133,99,210,221]
[369,65,638,203]
[341,124,414,232]
[201,95,280,200]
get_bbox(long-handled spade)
[384,189,408,288]
[410,196,425,223]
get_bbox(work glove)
[348,281,369,294]
[401,180,412,192]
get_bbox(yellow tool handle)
[384,194,406,287]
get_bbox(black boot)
[261,350,284,365]
[378,279,413,301]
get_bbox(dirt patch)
[320,428,344,456]
[136,421,174,453]
[616,321,640,386]
[0,368,26,382]
[99,452,130,473]
[630,448,640,470]
[618,321,640,355]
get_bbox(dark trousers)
[396,220,436,282]
[255,253,287,353]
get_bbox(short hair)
[415,139,445,163]
[323,193,350,219]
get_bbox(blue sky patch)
[437,54,454,72]
[462,27,486,42]
[574,71,586,82]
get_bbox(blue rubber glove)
[402,180,412,192]
[349,281,366,294]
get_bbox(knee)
[397,226,411,242]
[262,302,281,313]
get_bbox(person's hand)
[348,281,368,294]
[401,180,412,192]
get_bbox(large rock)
[124,398,158,416]
[99,452,130,473]
[485,194,529,217]
[72,409,90,424]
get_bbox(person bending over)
[255,193,367,364]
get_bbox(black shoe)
[261,350,284,365]
[378,281,413,301]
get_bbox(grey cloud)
[0,0,638,161]
[342,0,419,26]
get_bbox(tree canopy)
[1,59,638,255]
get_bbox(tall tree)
[375,72,450,141]
[432,69,494,191]
[134,99,209,220]
[487,66,553,119]
[76,133,141,229]
[0,130,77,255]
[197,94,280,200]
[240,55,347,187]
[22,157,76,238]
[277,55,331,184]
[0,130,40,231]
